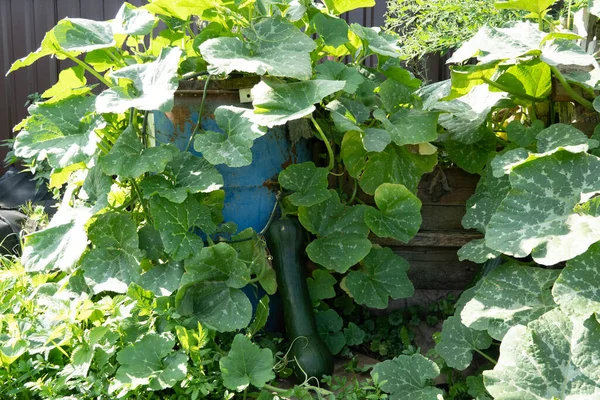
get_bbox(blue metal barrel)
[151,78,311,232]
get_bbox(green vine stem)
[185,75,212,152]
[309,115,335,170]
[550,65,594,110]
[130,179,151,223]
[474,348,498,365]
[59,51,113,87]
[481,77,547,103]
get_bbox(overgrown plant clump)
[1,0,441,398]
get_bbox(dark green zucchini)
[265,217,334,381]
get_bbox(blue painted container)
[152,78,311,232]
[151,78,311,330]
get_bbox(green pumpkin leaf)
[448,63,498,100]
[462,163,511,233]
[180,243,250,289]
[200,17,316,80]
[82,163,112,207]
[495,59,552,101]
[371,354,443,400]
[436,316,493,371]
[378,79,416,111]
[313,14,349,48]
[176,281,252,332]
[362,128,391,152]
[323,0,375,14]
[113,3,156,36]
[82,213,144,294]
[436,86,508,144]
[506,120,544,148]
[41,66,88,103]
[552,242,600,318]
[343,322,365,346]
[541,39,596,67]
[358,141,437,194]
[96,47,182,113]
[495,0,556,13]
[220,334,275,391]
[307,269,337,302]
[150,196,214,261]
[248,296,270,337]
[193,106,266,168]
[230,229,276,295]
[349,24,401,58]
[139,261,184,297]
[144,0,216,20]
[486,151,600,265]
[344,247,414,309]
[138,225,165,261]
[8,30,61,73]
[460,262,559,340]
[279,162,332,207]
[140,151,224,203]
[364,183,422,243]
[99,126,178,179]
[326,98,369,133]
[316,309,346,355]
[111,333,188,394]
[484,309,600,400]
[467,375,492,400]
[22,206,94,273]
[446,127,496,174]
[458,239,501,263]
[13,95,103,169]
[373,108,438,146]
[251,79,345,128]
[448,22,545,64]
[54,18,115,52]
[315,61,364,94]
[299,190,371,273]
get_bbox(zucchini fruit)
[265,217,334,381]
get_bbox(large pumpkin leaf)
[110,333,188,395]
[313,14,349,48]
[180,243,250,289]
[462,163,511,233]
[323,0,375,14]
[552,242,600,318]
[200,17,316,80]
[251,79,345,127]
[220,334,275,392]
[486,151,600,265]
[460,262,559,340]
[364,183,422,243]
[445,128,496,174]
[436,316,493,371]
[278,162,331,207]
[298,190,371,273]
[495,59,552,102]
[315,61,364,94]
[175,281,252,332]
[82,213,144,294]
[371,354,443,400]
[484,309,600,400]
[495,0,556,14]
[349,24,401,58]
[99,126,178,179]
[150,196,214,261]
[13,96,102,169]
[113,3,156,36]
[53,18,115,52]
[373,109,438,146]
[193,106,266,168]
[344,247,414,309]
[139,261,184,297]
[458,238,501,263]
[144,0,216,20]
[21,206,93,273]
[140,151,223,203]
[96,47,182,113]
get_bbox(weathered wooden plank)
[372,231,482,248]
[421,205,467,231]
